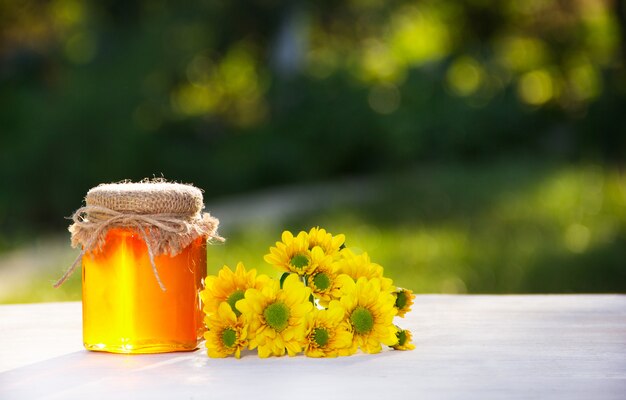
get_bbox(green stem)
[303,274,316,306]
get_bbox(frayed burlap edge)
[68,206,221,257]
[54,181,224,291]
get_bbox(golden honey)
[82,228,206,354]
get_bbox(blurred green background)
[1,0,625,302]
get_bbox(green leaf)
[279,272,290,288]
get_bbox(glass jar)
[82,227,207,354]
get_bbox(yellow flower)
[264,231,316,276]
[394,288,415,317]
[391,327,416,351]
[338,276,398,354]
[304,301,354,358]
[236,274,313,358]
[201,262,270,317]
[306,227,345,255]
[204,302,248,358]
[307,247,341,305]
[336,249,394,291]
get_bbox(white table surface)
[1,295,625,400]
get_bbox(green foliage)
[2,161,624,303]
[212,161,626,294]
[0,1,625,299]
[0,0,625,235]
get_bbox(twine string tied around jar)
[54,181,223,291]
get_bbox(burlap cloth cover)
[55,180,223,290]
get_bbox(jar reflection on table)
[82,228,207,354]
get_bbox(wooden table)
[1,296,625,399]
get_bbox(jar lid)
[86,181,204,216]
[56,180,222,290]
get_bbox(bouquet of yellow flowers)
[200,227,415,358]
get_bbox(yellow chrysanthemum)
[236,274,313,358]
[394,288,415,317]
[204,302,248,358]
[391,326,416,351]
[201,262,270,317]
[338,276,398,354]
[336,249,394,291]
[304,301,354,358]
[264,231,316,276]
[306,227,345,256]
[307,247,341,305]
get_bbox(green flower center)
[263,302,290,332]
[222,328,237,348]
[395,290,408,310]
[290,254,309,269]
[227,290,245,317]
[313,327,329,347]
[313,273,331,291]
[350,306,374,334]
[396,330,407,346]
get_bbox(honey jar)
[59,181,221,354]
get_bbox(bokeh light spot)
[361,40,403,83]
[390,6,451,67]
[568,59,601,102]
[495,36,548,73]
[446,57,484,97]
[368,84,401,114]
[51,0,84,29]
[518,70,554,106]
[171,84,219,116]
